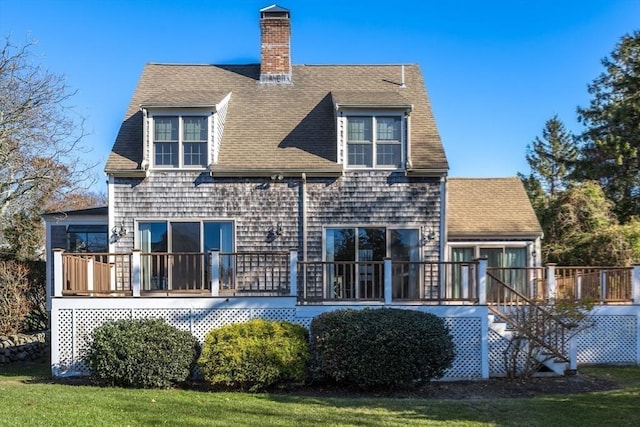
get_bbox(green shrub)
[310,308,455,389]
[198,319,309,392]
[85,318,199,388]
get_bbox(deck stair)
[487,272,575,376]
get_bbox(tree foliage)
[541,182,639,265]
[0,36,97,258]
[524,115,577,197]
[576,31,640,222]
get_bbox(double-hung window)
[346,115,402,168]
[153,115,208,168]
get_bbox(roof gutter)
[209,167,343,178]
[405,168,448,177]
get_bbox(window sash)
[152,115,208,168]
[346,115,403,168]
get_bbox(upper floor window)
[346,115,402,168]
[153,115,208,168]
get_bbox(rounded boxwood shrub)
[310,308,455,389]
[198,319,309,392]
[85,318,199,388]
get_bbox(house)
[45,5,639,378]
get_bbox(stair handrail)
[486,271,573,363]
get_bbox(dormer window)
[152,114,209,168]
[346,115,403,168]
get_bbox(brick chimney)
[260,5,291,84]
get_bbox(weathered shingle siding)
[112,171,441,261]
[112,173,301,253]
[305,172,441,261]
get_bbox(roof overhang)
[209,166,343,178]
[105,169,147,178]
[405,168,448,177]
[447,232,543,240]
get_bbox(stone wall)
[0,332,49,365]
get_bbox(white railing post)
[632,264,640,305]
[461,264,469,300]
[210,250,220,297]
[86,258,94,292]
[546,263,557,301]
[131,249,141,297]
[476,258,487,305]
[568,334,578,372]
[53,249,64,297]
[384,258,392,304]
[289,249,298,298]
[576,276,582,300]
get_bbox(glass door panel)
[390,229,419,299]
[170,222,201,290]
[325,228,356,298]
[204,222,234,289]
[451,247,475,299]
[358,228,385,299]
[139,222,168,291]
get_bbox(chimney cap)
[260,4,290,19]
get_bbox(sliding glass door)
[138,220,233,291]
[325,227,419,299]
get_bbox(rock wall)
[0,332,49,365]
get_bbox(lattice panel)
[191,308,297,341]
[292,317,313,330]
[133,309,192,332]
[250,308,295,322]
[74,308,132,374]
[577,315,637,364]
[56,309,74,373]
[487,328,530,377]
[441,317,483,380]
[191,308,252,341]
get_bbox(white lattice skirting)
[51,298,489,379]
[51,298,639,379]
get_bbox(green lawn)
[0,363,638,426]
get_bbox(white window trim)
[339,111,407,170]
[148,109,213,170]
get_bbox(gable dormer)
[333,91,413,171]
[139,91,231,172]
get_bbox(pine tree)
[524,115,577,197]
[576,31,640,222]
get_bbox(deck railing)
[60,253,132,295]
[218,252,290,295]
[54,250,640,304]
[298,260,481,303]
[554,266,633,303]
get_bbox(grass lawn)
[0,362,638,426]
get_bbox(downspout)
[301,173,307,261]
[439,176,447,263]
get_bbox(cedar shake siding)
[111,171,441,261]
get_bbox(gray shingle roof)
[447,177,543,239]
[105,63,448,174]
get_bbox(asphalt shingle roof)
[447,177,543,239]
[105,63,448,174]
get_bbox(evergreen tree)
[576,31,640,222]
[524,115,577,197]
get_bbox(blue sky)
[1,0,638,194]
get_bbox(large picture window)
[346,115,402,168]
[153,115,208,168]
